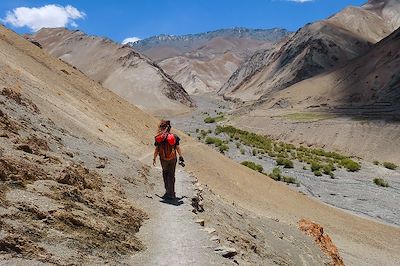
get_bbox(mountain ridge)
[219,0,400,103]
[130,27,291,53]
[128,27,291,94]
[28,27,194,115]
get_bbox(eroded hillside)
[219,0,400,103]
[1,22,400,266]
[28,28,193,115]
[132,28,291,94]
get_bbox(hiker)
[153,120,184,199]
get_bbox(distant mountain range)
[130,27,291,54]
[128,27,291,94]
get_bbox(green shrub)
[241,161,263,173]
[200,130,207,138]
[269,167,282,181]
[373,160,380,166]
[205,137,223,147]
[373,178,389,187]
[276,158,294,168]
[311,161,322,172]
[268,151,277,158]
[283,176,298,184]
[204,117,216,123]
[340,159,361,172]
[252,149,257,156]
[219,144,229,154]
[323,164,335,176]
[204,115,224,124]
[383,162,398,170]
[236,142,241,148]
[195,128,199,133]
[303,166,307,170]
[314,170,322,176]
[240,148,245,155]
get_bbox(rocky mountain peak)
[130,27,291,53]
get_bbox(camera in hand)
[178,156,185,167]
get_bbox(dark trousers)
[160,157,177,197]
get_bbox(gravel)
[171,94,400,227]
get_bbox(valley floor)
[171,94,400,228]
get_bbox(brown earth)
[232,27,400,164]
[28,28,193,115]
[219,0,400,103]
[0,24,400,265]
[298,219,344,266]
[134,28,290,94]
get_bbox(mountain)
[129,28,291,94]
[219,0,400,102]
[132,28,291,59]
[28,28,194,115]
[229,26,400,167]
[263,26,400,116]
[1,24,400,265]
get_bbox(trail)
[129,167,230,265]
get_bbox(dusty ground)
[0,88,148,264]
[0,25,330,266]
[0,89,329,266]
[1,24,400,266]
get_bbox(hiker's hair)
[157,120,171,134]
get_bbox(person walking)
[153,120,184,199]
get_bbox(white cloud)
[122,37,141,44]
[2,4,86,32]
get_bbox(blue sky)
[0,0,366,43]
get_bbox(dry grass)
[282,112,335,122]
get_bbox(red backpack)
[155,133,177,160]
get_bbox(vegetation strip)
[214,125,361,175]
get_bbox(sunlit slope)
[1,25,399,266]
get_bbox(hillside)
[131,28,291,94]
[231,26,400,166]
[219,0,400,102]
[0,24,400,266]
[28,28,193,115]
[263,26,400,112]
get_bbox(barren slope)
[1,25,399,266]
[220,0,400,102]
[263,26,400,112]
[232,27,400,164]
[0,25,327,265]
[220,21,372,101]
[133,28,290,94]
[29,28,193,115]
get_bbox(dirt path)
[129,167,230,265]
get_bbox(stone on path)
[203,227,216,234]
[195,219,205,226]
[214,246,237,258]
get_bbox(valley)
[1,0,400,265]
[171,94,400,227]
